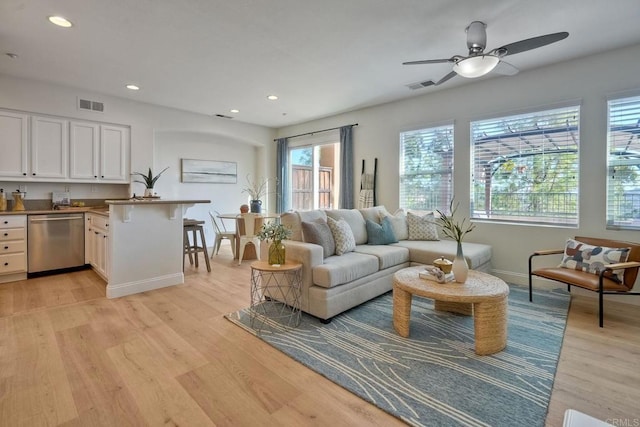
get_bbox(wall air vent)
[407,80,435,90]
[77,97,105,113]
[214,114,233,119]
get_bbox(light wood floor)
[1,245,639,427]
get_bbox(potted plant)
[132,167,169,197]
[435,199,475,283]
[257,222,292,265]
[242,174,269,213]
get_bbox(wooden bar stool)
[183,219,211,272]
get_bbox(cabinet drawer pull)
[3,233,7,237]
[4,262,8,266]
[3,220,7,224]
[3,246,8,250]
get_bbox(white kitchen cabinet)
[100,125,129,182]
[0,215,27,283]
[0,110,29,178]
[88,213,109,281]
[70,122,130,183]
[84,214,93,265]
[70,121,100,180]
[30,115,68,179]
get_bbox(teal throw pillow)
[366,217,398,245]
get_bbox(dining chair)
[209,211,236,257]
[237,213,261,265]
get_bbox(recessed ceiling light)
[48,16,73,28]
[267,95,278,101]
[230,109,239,113]
[126,84,140,91]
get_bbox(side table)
[250,261,302,332]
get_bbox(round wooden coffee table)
[393,266,509,355]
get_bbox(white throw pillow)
[406,211,439,241]
[381,208,409,240]
[327,216,356,255]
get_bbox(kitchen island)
[105,198,210,298]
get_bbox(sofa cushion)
[325,209,368,245]
[354,244,409,270]
[406,211,439,241]
[559,238,630,284]
[301,218,335,258]
[312,252,380,288]
[366,217,398,245]
[327,216,356,255]
[381,209,409,241]
[394,239,492,270]
[281,210,327,242]
[358,206,388,224]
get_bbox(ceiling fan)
[403,21,569,87]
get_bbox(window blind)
[607,95,640,229]
[471,105,580,226]
[399,124,453,212]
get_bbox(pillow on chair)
[558,238,631,284]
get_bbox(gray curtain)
[339,125,354,209]
[276,137,289,213]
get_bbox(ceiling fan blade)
[493,60,519,76]
[402,58,454,65]
[435,71,457,86]
[496,32,569,56]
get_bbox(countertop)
[0,207,109,216]
[105,199,210,205]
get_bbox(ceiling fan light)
[453,55,500,78]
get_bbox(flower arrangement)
[131,167,169,189]
[241,174,269,200]
[435,200,475,244]
[257,222,292,242]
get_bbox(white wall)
[274,43,640,296]
[0,73,276,216]
[154,130,267,245]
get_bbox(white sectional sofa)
[276,206,492,322]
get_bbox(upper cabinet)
[69,122,129,182]
[100,125,130,182]
[30,115,68,179]
[0,109,130,183]
[0,110,28,178]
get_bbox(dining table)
[217,213,280,260]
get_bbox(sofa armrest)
[283,240,324,312]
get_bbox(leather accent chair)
[529,236,640,327]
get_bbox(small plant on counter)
[131,167,169,189]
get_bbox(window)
[471,105,580,226]
[289,142,340,211]
[399,124,454,212]
[607,95,640,229]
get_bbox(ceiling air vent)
[77,97,105,113]
[214,114,233,119]
[407,80,435,90]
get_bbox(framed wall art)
[181,159,237,183]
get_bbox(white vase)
[452,241,468,283]
[144,188,154,197]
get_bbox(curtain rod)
[273,123,358,142]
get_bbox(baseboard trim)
[106,272,184,298]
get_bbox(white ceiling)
[1,0,640,128]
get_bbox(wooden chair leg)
[199,227,211,272]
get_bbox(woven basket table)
[393,266,509,355]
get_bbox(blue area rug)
[225,285,569,427]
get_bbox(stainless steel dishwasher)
[28,214,85,274]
